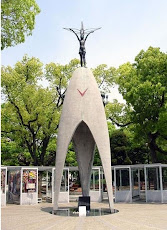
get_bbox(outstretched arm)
[63,28,80,41]
[85,31,94,42]
[84,28,101,41]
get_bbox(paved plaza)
[1,202,167,230]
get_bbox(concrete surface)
[73,121,95,197]
[1,202,167,230]
[54,67,113,210]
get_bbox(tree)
[92,64,116,93]
[1,137,32,166]
[1,57,82,166]
[1,57,115,166]
[65,142,77,166]
[45,59,80,94]
[110,129,132,165]
[1,56,73,166]
[123,127,149,164]
[115,47,167,163]
[1,0,40,50]
[106,101,149,164]
[105,99,132,127]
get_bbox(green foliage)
[45,59,80,85]
[93,148,102,166]
[1,138,20,166]
[65,142,77,166]
[107,122,116,137]
[123,127,149,164]
[44,139,57,166]
[66,151,78,166]
[1,56,61,165]
[1,0,40,50]
[1,57,83,166]
[92,64,116,93]
[105,99,132,127]
[110,129,132,165]
[5,51,161,166]
[1,138,32,166]
[116,47,167,162]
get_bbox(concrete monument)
[54,67,114,210]
[54,23,114,211]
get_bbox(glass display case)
[89,168,101,202]
[52,168,69,203]
[8,170,21,204]
[1,168,6,194]
[22,169,37,193]
[114,166,132,202]
[21,168,38,205]
[1,167,7,206]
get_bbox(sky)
[1,0,167,102]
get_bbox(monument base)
[78,196,90,211]
[50,207,119,217]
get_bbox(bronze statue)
[64,22,101,67]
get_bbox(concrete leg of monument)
[73,121,96,197]
[53,121,80,211]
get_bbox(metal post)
[156,167,159,190]
[7,170,10,204]
[93,170,95,190]
[144,166,147,203]
[129,167,132,202]
[114,168,116,202]
[46,171,48,197]
[20,168,22,205]
[36,168,38,204]
[98,168,101,200]
[100,169,103,200]
[5,168,7,205]
[159,166,163,203]
[102,170,104,200]
[65,169,67,192]
[120,169,122,190]
[131,169,134,197]
[52,168,55,204]
[138,169,140,197]
[67,168,69,203]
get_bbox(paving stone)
[1,202,167,230]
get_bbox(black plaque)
[78,196,90,211]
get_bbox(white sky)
[1,0,167,103]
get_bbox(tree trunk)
[148,133,158,163]
[32,133,38,165]
[40,136,50,165]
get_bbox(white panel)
[147,191,162,202]
[89,191,102,202]
[53,192,69,203]
[162,191,167,202]
[58,192,69,203]
[22,193,38,205]
[132,189,140,197]
[115,191,131,202]
[1,194,6,206]
[1,167,7,206]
